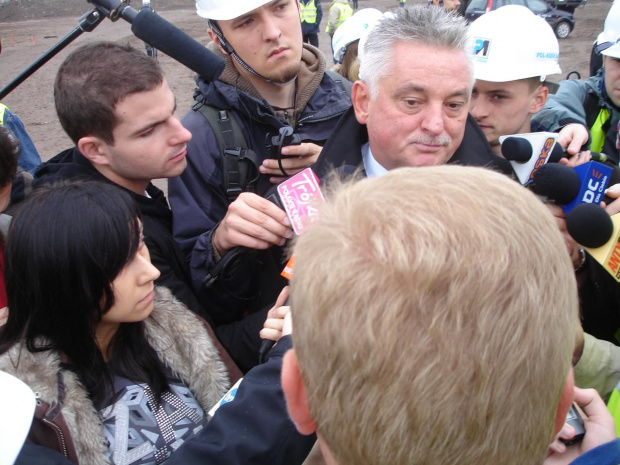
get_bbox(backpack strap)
[193,102,260,203]
[325,70,352,98]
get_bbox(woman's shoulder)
[0,340,62,396]
[146,286,220,359]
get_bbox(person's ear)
[78,136,111,167]
[282,350,317,436]
[530,84,549,114]
[553,367,575,437]
[352,80,371,125]
[208,28,232,55]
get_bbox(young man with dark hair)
[34,41,252,373]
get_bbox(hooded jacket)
[533,71,620,165]
[0,287,230,464]
[168,43,351,326]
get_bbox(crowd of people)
[2,1,620,464]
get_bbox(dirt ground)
[0,0,611,166]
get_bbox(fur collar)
[0,286,230,464]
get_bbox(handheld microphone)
[566,204,620,281]
[528,163,580,205]
[87,0,225,82]
[528,161,613,215]
[500,132,559,184]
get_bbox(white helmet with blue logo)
[331,8,383,63]
[468,5,561,82]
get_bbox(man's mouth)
[169,147,187,162]
[269,47,288,58]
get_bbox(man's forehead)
[112,81,173,128]
[379,44,472,96]
[225,0,281,25]
[388,41,470,76]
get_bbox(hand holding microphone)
[528,162,613,215]
[527,160,614,269]
[565,203,620,281]
[500,132,562,184]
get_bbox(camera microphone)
[87,0,225,82]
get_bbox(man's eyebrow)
[448,88,471,99]
[394,84,470,99]
[475,86,512,94]
[130,97,177,136]
[394,83,426,96]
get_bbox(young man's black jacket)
[33,147,260,373]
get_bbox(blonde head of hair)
[290,165,578,465]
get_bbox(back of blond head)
[290,166,578,465]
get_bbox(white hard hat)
[469,5,561,82]
[599,2,620,58]
[332,8,383,63]
[357,11,394,65]
[0,371,36,465]
[196,0,272,20]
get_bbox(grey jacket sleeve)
[533,79,590,132]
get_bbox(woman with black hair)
[0,181,230,465]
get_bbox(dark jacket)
[32,148,250,374]
[168,45,351,328]
[313,107,513,178]
[166,335,316,465]
[568,438,620,465]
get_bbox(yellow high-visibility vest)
[590,107,610,153]
[300,0,318,24]
[0,103,8,126]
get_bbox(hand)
[212,192,292,255]
[0,307,7,326]
[558,149,591,168]
[260,286,291,342]
[545,203,581,267]
[547,423,576,456]
[259,142,322,184]
[557,124,590,157]
[544,388,617,464]
[603,184,620,216]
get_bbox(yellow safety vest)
[335,3,353,28]
[327,3,353,33]
[0,103,8,126]
[590,107,610,154]
[606,388,620,436]
[300,0,318,24]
